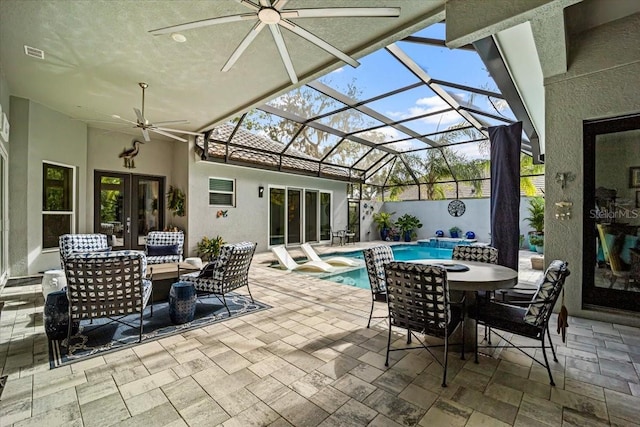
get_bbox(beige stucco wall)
[545,13,640,326]
[0,70,9,284]
[9,98,88,275]
[186,145,349,256]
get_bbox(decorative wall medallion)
[448,200,466,217]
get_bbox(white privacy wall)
[368,198,537,243]
[186,148,349,255]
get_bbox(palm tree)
[520,153,545,196]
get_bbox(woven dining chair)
[470,260,570,385]
[362,245,394,328]
[383,262,465,387]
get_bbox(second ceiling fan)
[149,0,401,84]
[112,82,203,143]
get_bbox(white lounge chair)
[300,243,361,267]
[271,245,335,272]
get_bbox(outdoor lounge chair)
[271,245,335,272]
[180,241,256,315]
[363,245,393,328]
[145,231,184,265]
[59,233,110,268]
[597,224,632,289]
[64,251,153,345]
[469,260,570,386]
[383,262,465,387]
[300,243,361,267]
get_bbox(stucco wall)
[379,198,538,243]
[85,127,178,235]
[186,150,349,256]
[545,13,640,326]
[9,98,88,275]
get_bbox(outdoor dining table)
[410,259,519,352]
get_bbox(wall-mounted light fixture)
[258,186,264,198]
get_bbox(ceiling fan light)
[258,8,281,24]
[171,32,187,43]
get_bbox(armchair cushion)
[197,262,217,278]
[147,244,180,257]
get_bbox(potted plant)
[388,227,401,241]
[529,234,544,254]
[372,211,396,240]
[197,235,226,262]
[395,214,423,242]
[449,226,462,238]
[525,197,544,251]
[167,186,186,217]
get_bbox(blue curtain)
[490,122,522,271]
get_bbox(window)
[42,162,75,249]
[209,177,235,206]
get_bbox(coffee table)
[148,262,201,302]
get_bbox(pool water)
[320,244,453,290]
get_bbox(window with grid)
[42,162,75,249]
[209,177,235,206]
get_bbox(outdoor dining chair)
[363,245,394,328]
[469,260,570,386]
[64,251,153,346]
[383,262,465,387]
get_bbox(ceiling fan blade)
[232,0,260,12]
[272,0,290,9]
[222,21,267,72]
[154,127,203,136]
[141,128,151,142]
[279,19,359,67]
[280,7,400,19]
[151,128,187,142]
[258,0,271,6]
[111,114,139,126]
[153,120,189,126]
[134,108,146,125]
[149,13,257,35]
[268,24,298,84]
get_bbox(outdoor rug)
[48,293,270,368]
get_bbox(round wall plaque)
[448,200,466,217]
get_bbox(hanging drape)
[489,122,522,271]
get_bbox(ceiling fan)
[149,0,400,84]
[111,82,203,142]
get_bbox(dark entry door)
[94,171,164,250]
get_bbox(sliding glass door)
[269,186,332,247]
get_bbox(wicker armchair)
[383,262,465,387]
[179,241,256,315]
[470,260,570,385]
[64,251,153,345]
[363,245,394,328]
[145,231,184,264]
[59,233,110,268]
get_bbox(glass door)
[305,190,318,242]
[269,188,285,245]
[95,171,164,250]
[287,189,302,245]
[320,192,331,241]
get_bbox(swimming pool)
[319,244,453,290]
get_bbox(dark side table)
[169,282,197,324]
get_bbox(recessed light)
[171,33,187,43]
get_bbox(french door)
[269,186,332,246]
[94,171,164,250]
